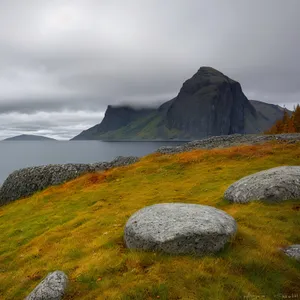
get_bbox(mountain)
[72,67,288,141]
[249,99,292,120]
[3,134,56,141]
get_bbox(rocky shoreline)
[157,133,300,154]
[0,156,139,206]
[1,133,300,206]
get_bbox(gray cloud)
[0,110,104,140]
[0,0,299,139]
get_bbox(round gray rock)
[224,166,300,203]
[124,203,237,255]
[25,271,68,300]
[281,245,300,261]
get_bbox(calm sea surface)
[0,141,186,184]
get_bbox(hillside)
[0,141,299,299]
[249,100,292,130]
[72,67,286,141]
[3,134,56,141]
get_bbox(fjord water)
[0,140,185,184]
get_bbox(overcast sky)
[0,0,299,140]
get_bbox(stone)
[0,156,139,206]
[224,166,300,203]
[25,271,68,300]
[124,203,237,255]
[281,245,300,261]
[157,133,300,154]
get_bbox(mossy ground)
[0,142,300,300]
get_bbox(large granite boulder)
[25,271,68,300]
[281,245,300,261]
[224,166,300,203]
[124,203,237,255]
[0,156,139,206]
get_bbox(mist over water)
[0,141,185,184]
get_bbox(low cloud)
[0,110,104,140]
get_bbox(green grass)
[95,112,186,140]
[0,142,300,299]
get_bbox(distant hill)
[3,134,56,141]
[249,100,292,127]
[72,67,289,141]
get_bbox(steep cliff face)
[71,67,285,141]
[100,106,155,132]
[73,106,155,140]
[165,67,256,138]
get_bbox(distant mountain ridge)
[3,134,56,141]
[72,67,289,141]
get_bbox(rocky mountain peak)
[166,66,256,137]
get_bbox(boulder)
[281,245,300,261]
[0,156,139,206]
[25,271,68,300]
[124,203,237,255]
[224,166,300,203]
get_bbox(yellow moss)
[0,142,300,299]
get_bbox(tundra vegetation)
[0,141,300,299]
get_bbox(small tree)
[275,119,284,133]
[264,104,300,134]
[293,104,300,132]
[287,116,296,133]
[282,109,290,132]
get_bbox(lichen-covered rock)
[281,245,300,261]
[0,156,139,206]
[124,203,237,255]
[25,271,68,300]
[224,166,300,203]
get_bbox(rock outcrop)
[90,156,139,170]
[157,133,300,154]
[25,271,68,300]
[71,67,288,141]
[165,67,256,137]
[224,166,300,203]
[281,245,300,261]
[0,156,139,206]
[124,203,237,255]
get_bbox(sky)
[0,0,299,140]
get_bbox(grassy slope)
[94,113,184,140]
[0,142,300,300]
